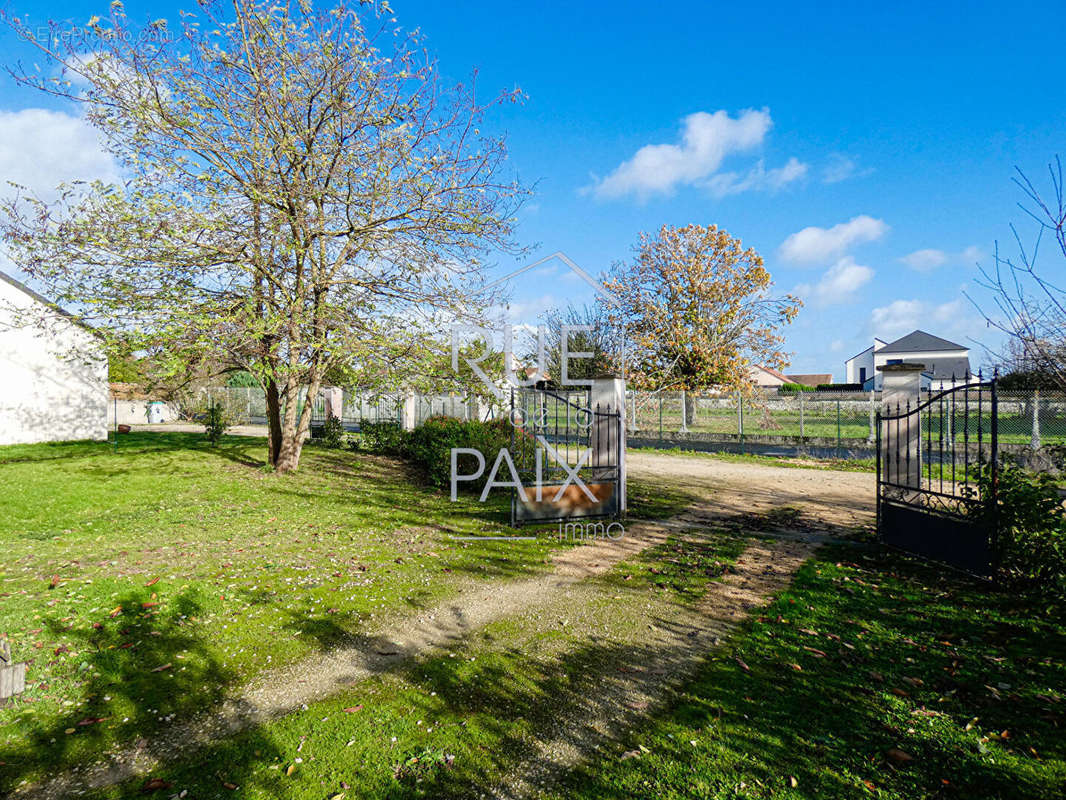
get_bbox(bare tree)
[970,157,1066,390]
[0,0,525,471]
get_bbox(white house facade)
[0,271,108,445]
[845,330,971,391]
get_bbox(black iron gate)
[876,375,999,576]
[509,387,623,525]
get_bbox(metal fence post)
[1032,388,1041,450]
[679,389,688,433]
[736,391,742,436]
[836,399,841,457]
[868,390,876,442]
[799,392,804,438]
[658,393,663,443]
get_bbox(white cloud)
[899,248,949,271]
[870,297,974,341]
[587,109,772,200]
[794,256,874,306]
[899,245,983,271]
[0,108,119,201]
[821,154,872,184]
[779,215,888,264]
[705,157,808,197]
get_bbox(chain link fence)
[166,385,1066,456]
[625,388,1066,456]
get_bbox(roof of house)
[879,330,966,355]
[752,364,790,383]
[786,373,833,387]
[919,357,972,382]
[0,269,101,338]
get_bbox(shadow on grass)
[551,547,1066,799]
[0,588,282,796]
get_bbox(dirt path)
[628,450,875,533]
[491,536,817,799]
[14,515,686,799]
[15,451,861,799]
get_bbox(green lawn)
[2,433,685,792]
[550,545,1066,799]
[2,434,1062,799]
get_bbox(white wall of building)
[845,346,876,385]
[0,277,108,445]
[106,399,180,426]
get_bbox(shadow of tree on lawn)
[0,587,282,796]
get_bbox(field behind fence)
[183,386,1066,454]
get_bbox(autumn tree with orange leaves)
[604,224,801,403]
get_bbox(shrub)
[225,370,260,388]
[319,414,345,449]
[358,420,409,456]
[204,403,230,444]
[980,461,1066,606]
[779,382,816,393]
[816,382,863,391]
[406,416,513,490]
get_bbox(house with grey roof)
[844,330,971,391]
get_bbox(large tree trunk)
[265,379,283,467]
[273,376,323,473]
[684,392,696,430]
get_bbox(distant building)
[750,366,833,389]
[750,364,790,388]
[0,271,108,445]
[785,373,833,388]
[845,330,971,391]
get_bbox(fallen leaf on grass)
[151,663,172,672]
[789,775,799,787]
[48,575,60,589]
[108,606,123,618]
[140,777,172,792]
[620,749,640,760]
[343,705,363,713]
[145,577,159,587]
[735,657,750,672]
[885,748,914,766]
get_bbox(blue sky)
[1,0,1063,378]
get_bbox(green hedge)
[357,420,409,455]
[980,462,1066,607]
[406,416,515,490]
[356,416,527,493]
[779,382,816,393]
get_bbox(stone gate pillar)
[878,363,924,489]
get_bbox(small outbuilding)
[0,270,108,445]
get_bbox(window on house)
[887,359,902,365]
[859,367,867,383]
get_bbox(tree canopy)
[1,0,525,470]
[604,223,800,394]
